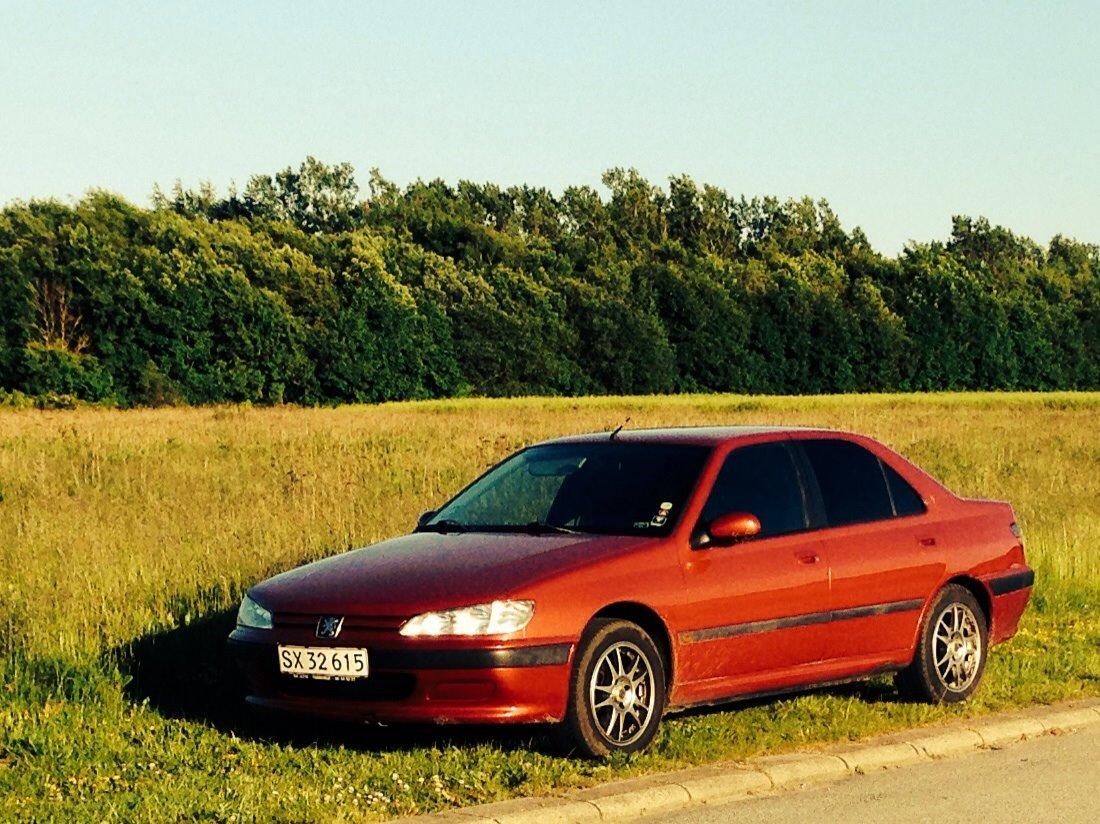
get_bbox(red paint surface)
[230,427,1032,724]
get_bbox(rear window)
[801,439,894,526]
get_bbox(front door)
[674,441,832,701]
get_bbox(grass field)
[1,393,1098,821]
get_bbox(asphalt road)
[641,724,1100,824]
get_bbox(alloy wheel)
[587,640,657,746]
[932,602,982,692]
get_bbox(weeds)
[0,393,1097,821]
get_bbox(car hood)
[249,531,647,617]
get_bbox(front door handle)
[918,537,937,547]
[795,551,820,564]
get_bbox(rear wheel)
[895,584,988,703]
[554,619,666,758]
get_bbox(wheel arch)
[587,601,675,685]
[942,574,994,631]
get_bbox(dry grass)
[2,391,1096,660]
[0,392,1097,821]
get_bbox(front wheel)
[895,584,988,703]
[554,619,666,758]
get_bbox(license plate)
[277,645,369,680]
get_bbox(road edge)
[395,698,1100,823]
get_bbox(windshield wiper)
[521,521,584,535]
[420,521,585,535]
[417,519,468,534]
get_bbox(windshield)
[426,442,710,536]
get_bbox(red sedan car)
[229,427,1033,757]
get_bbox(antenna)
[609,417,631,441]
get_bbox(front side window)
[801,439,895,526]
[427,442,710,537]
[699,442,807,538]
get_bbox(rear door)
[796,438,942,664]
[675,441,832,697]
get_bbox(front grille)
[276,672,416,702]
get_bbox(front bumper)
[227,627,573,724]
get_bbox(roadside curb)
[395,698,1100,823]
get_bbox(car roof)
[539,425,843,448]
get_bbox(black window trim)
[789,439,826,529]
[689,437,930,548]
[793,438,927,532]
[878,456,900,517]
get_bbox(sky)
[1,0,1097,254]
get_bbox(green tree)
[243,156,363,233]
[0,161,1096,405]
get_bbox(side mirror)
[707,511,761,545]
[416,510,437,530]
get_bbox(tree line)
[0,157,1096,406]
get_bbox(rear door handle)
[918,537,937,547]
[795,551,820,564]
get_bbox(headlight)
[237,593,273,629]
[399,600,534,637]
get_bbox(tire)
[553,619,667,758]
[895,584,988,703]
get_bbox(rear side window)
[883,462,925,516]
[801,440,893,526]
[700,443,806,537]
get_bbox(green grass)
[1,393,1098,821]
